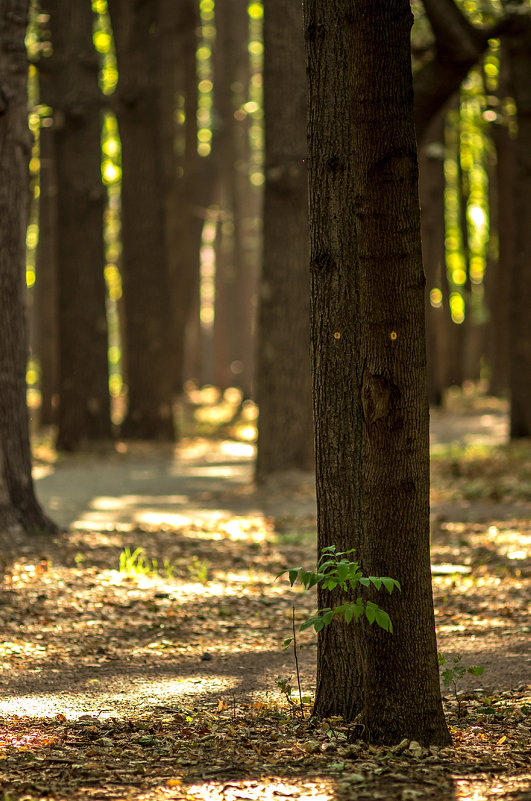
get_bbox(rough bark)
[304,0,450,746]
[0,0,57,535]
[255,0,313,480]
[44,0,112,450]
[505,12,531,438]
[108,0,175,440]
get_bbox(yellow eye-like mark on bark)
[390,331,397,341]
[334,331,341,339]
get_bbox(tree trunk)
[44,0,112,451]
[34,119,59,427]
[108,0,175,440]
[0,0,57,535]
[255,0,313,479]
[487,94,513,396]
[158,0,203,395]
[304,0,450,746]
[505,15,531,438]
[419,116,447,406]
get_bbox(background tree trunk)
[255,0,313,480]
[108,0,175,440]
[505,14,531,438]
[0,0,56,534]
[45,0,112,451]
[304,0,450,746]
[34,120,59,426]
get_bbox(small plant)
[119,547,152,577]
[279,545,401,648]
[187,555,210,585]
[438,652,485,717]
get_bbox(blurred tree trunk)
[505,13,531,438]
[212,0,254,395]
[108,0,175,440]
[44,0,112,450]
[255,0,313,479]
[34,120,59,426]
[419,115,447,406]
[159,0,203,395]
[304,0,450,745]
[486,60,514,396]
[0,0,57,535]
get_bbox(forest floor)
[0,390,529,801]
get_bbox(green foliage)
[118,548,175,580]
[187,555,210,585]
[438,652,485,716]
[279,546,400,644]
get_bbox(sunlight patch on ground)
[183,780,335,801]
[0,676,235,721]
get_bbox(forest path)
[0,402,529,800]
[34,402,509,532]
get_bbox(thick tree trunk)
[304,0,450,746]
[255,0,313,479]
[0,0,57,535]
[44,0,112,451]
[108,0,175,440]
[505,17,531,438]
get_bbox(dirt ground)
[0,397,529,800]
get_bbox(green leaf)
[468,666,485,676]
[343,603,355,624]
[299,569,315,588]
[323,610,334,626]
[442,668,454,686]
[288,568,301,586]
[358,577,370,587]
[337,563,349,584]
[314,617,327,632]
[282,638,293,650]
[375,607,392,632]
[368,576,383,591]
[438,653,447,666]
[382,577,400,593]
[365,601,377,625]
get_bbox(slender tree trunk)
[108,0,175,440]
[255,0,313,479]
[0,0,57,535]
[44,0,112,451]
[487,103,514,396]
[304,0,450,746]
[159,0,203,395]
[34,120,59,426]
[419,115,447,406]
[505,16,531,438]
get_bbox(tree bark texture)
[44,0,112,450]
[505,14,531,438]
[108,0,175,440]
[255,0,313,480]
[304,0,450,745]
[0,0,57,534]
